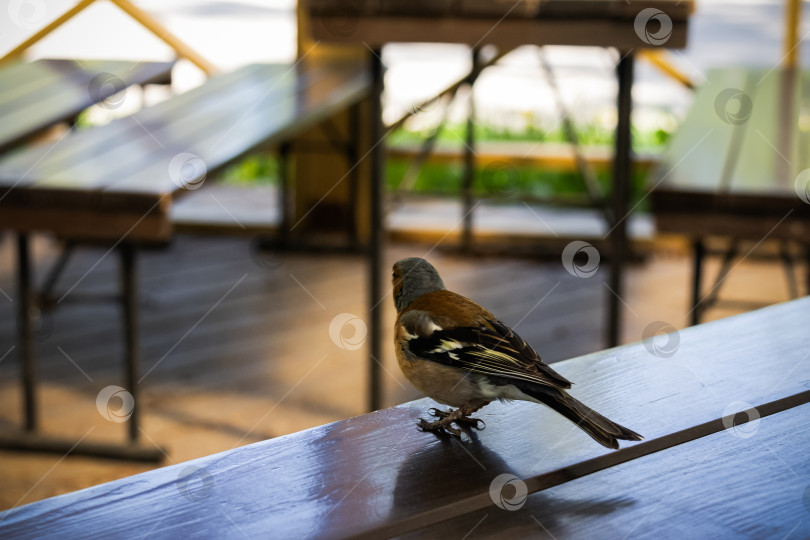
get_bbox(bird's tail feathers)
[525,388,643,450]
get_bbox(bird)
[392,257,643,449]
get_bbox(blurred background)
[0,0,808,510]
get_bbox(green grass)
[386,161,651,208]
[388,121,673,153]
[221,154,279,185]
[218,121,665,209]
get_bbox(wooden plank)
[651,68,810,236]
[0,206,172,242]
[0,61,367,199]
[34,76,286,185]
[651,68,751,194]
[0,59,175,154]
[0,59,167,117]
[1,297,808,538]
[652,68,810,196]
[308,0,693,20]
[106,61,368,196]
[655,211,810,239]
[395,401,810,539]
[0,60,368,242]
[0,65,260,177]
[731,69,810,193]
[310,17,689,50]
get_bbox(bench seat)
[0,58,175,155]
[0,60,369,242]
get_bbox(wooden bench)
[0,58,370,460]
[1,297,808,537]
[0,58,174,155]
[651,68,810,324]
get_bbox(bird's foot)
[417,407,486,439]
[428,407,486,430]
[417,416,463,439]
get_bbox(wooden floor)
[0,229,804,511]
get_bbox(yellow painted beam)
[783,0,802,69]
[639,50,694,90]
[0,0,96,65]
[1,0,217,76]
[110,0,218,75]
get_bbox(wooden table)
[2,297,808,538]
[0,59,370,461]
[0,58,174,155]
[651,68,810,323]
[307,0,693,409]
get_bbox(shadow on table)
[391,433,636,538]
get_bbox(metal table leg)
[368,48,384,411]
[17,233,37,431]
[806,244,810,296]
[348,102,361,250]
[607,52,634,348]
[461,47,479,253]
[691,238,705,326]
[278,141,292,247]
[0,236,164,462]
[120,244,140,443]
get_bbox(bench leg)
[0,237,163,461]
[691,238,704,326]
[279,141,292,247]
[347,102,361,250]
[17,233,37,432]
[120,244,140,443]
[367,48,384,412]
[38,241,75,307]
[804,244,810,296]
[779,241,799,299]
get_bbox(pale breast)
[395,338,488,407]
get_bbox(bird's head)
[392,257,445,312]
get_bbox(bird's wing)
[399,309,572,389]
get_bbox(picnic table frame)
[0,60,371,461]
[308,0,693,409]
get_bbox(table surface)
[1,297,808,539]
[308,0,693,49]
[651,68,810,238]
[0,59,369,241]
[0,59,174,156]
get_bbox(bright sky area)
[1,0,809,132]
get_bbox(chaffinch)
[392,257,643,449]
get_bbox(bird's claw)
[417,408,485,440]
[428,407,452,419]
[417,417,462,439]
[462,417,486,430]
